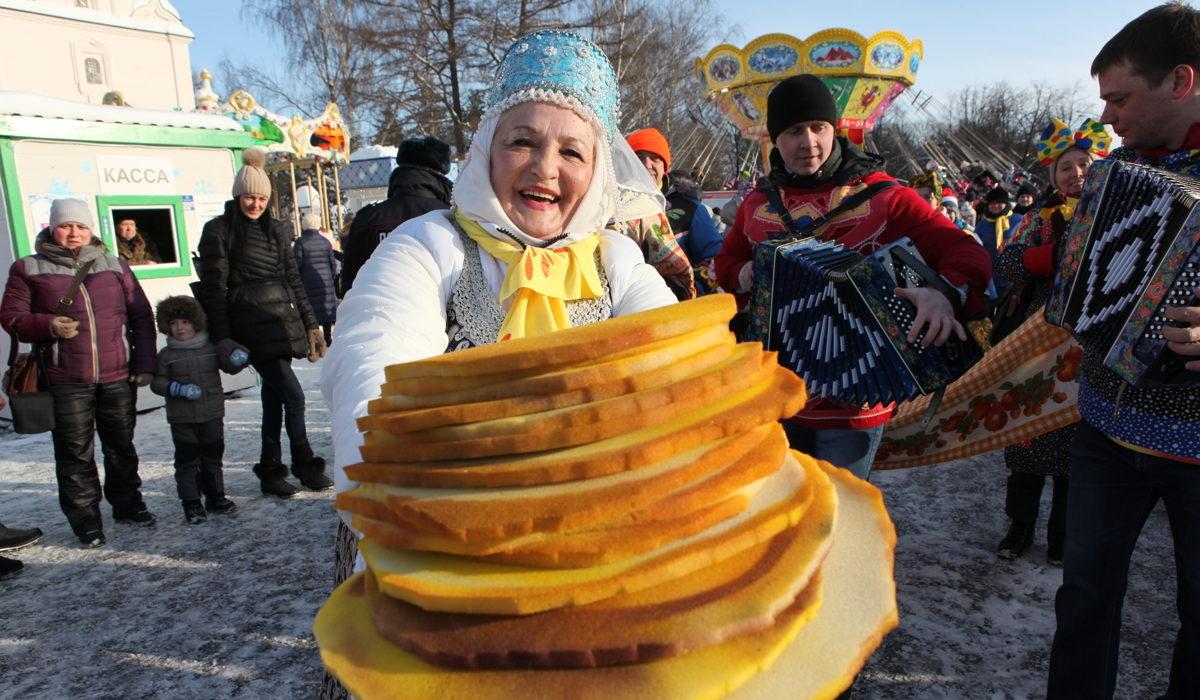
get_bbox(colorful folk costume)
[877,121,1116,478]
[319,31,677,698]
[991,118,1111,561]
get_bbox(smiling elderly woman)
[320,31,676,586]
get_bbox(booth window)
[84,58,102,85]
[109,207,179,266]
[95,196,191,280]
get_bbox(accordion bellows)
[315,294,899,699]
[749,236,983,406]
[1046,159,1200,387]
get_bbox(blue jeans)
[1047,420,1200,699]
[781,423,884,481]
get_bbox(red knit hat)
[625,128,671,170]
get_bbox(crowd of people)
[2,3,1199,698]
[0,147,337,562]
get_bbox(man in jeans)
[1047,5,1200,698]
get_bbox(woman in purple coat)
[0,199,157,547]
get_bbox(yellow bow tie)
[455,210,603,342]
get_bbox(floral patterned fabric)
[614,212,696,301]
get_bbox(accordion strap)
[760,178,898,241]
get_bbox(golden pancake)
[347,364,806,486]
[360,460,835,668]
[351,493,747,568]
[317,565,819,700]
[361,452,819,615]
[382,293,736,380]
[339,425,781,543]
[313,460,896,700]
[357,363,805,464]
[374,323,734,401]
[384,346,766,445]
[362,334,747,430]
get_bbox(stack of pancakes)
[315,294,898,699]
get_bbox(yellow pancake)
[313,458,897,700]
[360,452,818,615]
[359,461,834,667]
[341,425,781,543]
[357,363,805,464]
[348,360,805,486]
[371,323,735,404]
[382,293,736,380]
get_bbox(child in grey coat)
[151,296,246,523]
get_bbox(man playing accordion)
[713,74,992,479]
[1047,5,1200,698]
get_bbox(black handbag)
[4,335,54,434]
[4,259,95,434]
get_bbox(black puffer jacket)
[196,200,316,360]
[342,165,452,292]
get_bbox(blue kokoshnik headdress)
[452,29,665,241]
[486,30,621,136]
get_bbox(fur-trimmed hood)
[155,295,207,335]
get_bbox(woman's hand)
[128,373,153,386]
[894,287,967,347]
[51,316,79,339]
[307,328,327,362]
[1163,287,1200,371]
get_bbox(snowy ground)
[0,362,1177,699]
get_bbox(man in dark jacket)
[294,212,338,345]
[341,136,453,292]
[196,148,332,498]
[665,168,724,267]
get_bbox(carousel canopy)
[696,30,922,146]
[193,69,351,164]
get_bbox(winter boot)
[254,461,299,499]
[1047,476,1068,566]
[1047,529,1065,566]
[183,500,208,525]
[79,530,106,548]
[205,495,238,515]
[291,457,334,492]
[113,504,157,527]
[997,521,1035,560]
[0,555,22,579]
[0,522,43,552]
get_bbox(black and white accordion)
[748,236,983,406]
[1045,159,1200,387]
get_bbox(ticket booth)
[0,94,261,414]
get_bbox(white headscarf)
[452,92,666,247]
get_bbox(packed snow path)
[0,362,1175,698]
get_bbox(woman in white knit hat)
[194,148,333,499]
[0,198,158,546]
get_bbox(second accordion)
[748,236,983,406]
[1045,159,1200,387]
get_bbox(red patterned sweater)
[715,159,992,430]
